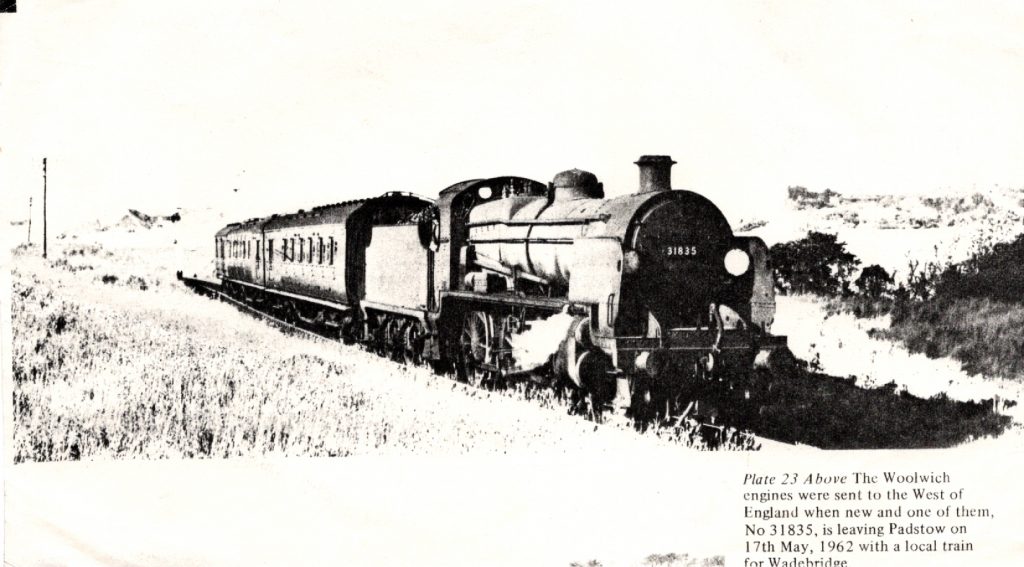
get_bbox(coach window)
[308,237,313,263]
[328,237,334,265]
[267,239,273,266]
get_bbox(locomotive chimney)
[635,155,676,193]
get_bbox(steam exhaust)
[506,310,576,371]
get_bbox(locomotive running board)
[360,300,428,321]
[441,290,569,311]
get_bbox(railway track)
[178,272,769,450]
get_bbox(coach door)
[251,238,259,283]
[265,238,273,282]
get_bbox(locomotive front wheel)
[458,311,493,385]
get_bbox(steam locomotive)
[199,156,788,420]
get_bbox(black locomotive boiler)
[194,155,788,421]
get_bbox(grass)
[883,296,1024,379]
[823,294,894,320]
[11,239,737,462]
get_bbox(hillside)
[744,185,1024,283]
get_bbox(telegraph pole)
[27,196,32,244]
[42,157,47,259]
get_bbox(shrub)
[933,233,1024,303]
[770,231,860,296]
[855,264,894,298]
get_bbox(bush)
[933,233,1024,303]
[855,264,894,298]
[770,231,860,296]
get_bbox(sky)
[1,0,1023,233]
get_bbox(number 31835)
[665,245,697,256]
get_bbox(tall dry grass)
[884,296,1024,380]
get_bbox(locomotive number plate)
[664,245,698,257]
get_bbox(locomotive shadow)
[743,366,1013,449]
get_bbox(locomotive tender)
[208,156,787,417]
